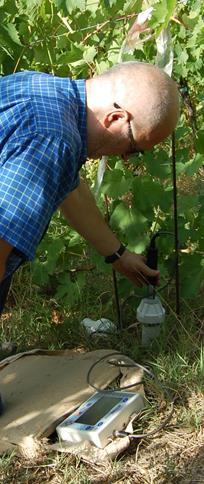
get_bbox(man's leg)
[0,394,3,415]
[0,274,13,315]
[0,275,13,414]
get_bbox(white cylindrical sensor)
[137,296,165,346]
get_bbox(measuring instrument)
[56,390,144,448]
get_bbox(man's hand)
[60,179,159,288]
[112,249,160,287]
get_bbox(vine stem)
[28,12,137,47]
[13,46,26,73]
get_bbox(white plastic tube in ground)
[137,296,165,346]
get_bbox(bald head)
[98,62,179,148]
[86,61,179,157]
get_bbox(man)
[0,61,179,314]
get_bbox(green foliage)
[0,0,204,305]
[180,253,204,298]
[101,169,132,198]
[150,0,176,32]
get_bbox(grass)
[0,251,204,483]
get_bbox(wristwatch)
[104,243,126,264]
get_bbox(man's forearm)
[60,179,120,256]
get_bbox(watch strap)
[104,243,126,264]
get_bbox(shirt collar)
[71,79,87,167]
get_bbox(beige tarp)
[0,349,121,456]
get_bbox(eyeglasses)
[113,102,144,157]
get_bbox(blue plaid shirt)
[0,71,87,278]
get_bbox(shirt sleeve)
[0,133,80,260]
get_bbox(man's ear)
[103,109,129,129]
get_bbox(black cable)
[87,353,145,392]
[87,351,174,440]
[172,132,180,315]
[115,230,177,329]
[112,268,123,331]
[148,230,174,246]
[114,402,174,440]
[119,230,177,319]
[104,192,122,331]
[146,230,175,289]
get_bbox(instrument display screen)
[76,395,121,426]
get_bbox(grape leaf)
[101,169,131,198]
[184,154,204,176]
